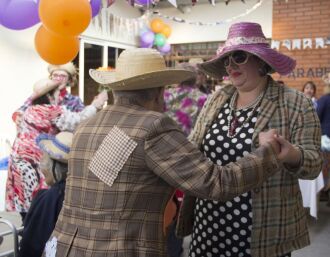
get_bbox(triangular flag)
[168,0,177,8]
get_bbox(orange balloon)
[35,25,79,65]
[39,0,92,36]
[150,18,165,34]
[161,24,172,38]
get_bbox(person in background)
[12,62,84,128]
[178,22,322,257]
[44,48,289,257]
[316,72,330,205]
[18,132,73,257]
[6,79,107,220]
[302,81,317,109]
[164,61,207,136]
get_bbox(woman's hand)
[274,135,302,168]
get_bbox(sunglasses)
[223,51,251,67]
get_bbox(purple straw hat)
[198,22,296,79]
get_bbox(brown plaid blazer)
[177,78,322,257]
[48,97,282,257]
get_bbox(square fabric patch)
[89,126,137,187]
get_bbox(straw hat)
[48,62,77,77]
[199,22,296,79]
[36,132,73,163]
[89,48,195,91]
[32,78,60,101]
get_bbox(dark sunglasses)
[223,51,251,67]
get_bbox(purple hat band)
[199,22,296,79]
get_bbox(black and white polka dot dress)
[189,100,259,257]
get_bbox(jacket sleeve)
[286,95,322,179]
[144,115,281,202]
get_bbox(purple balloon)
[90,0,102,18]
[0,0,11,25]
[1,0,40,30]
[158,43,171,54]
[135,0,153,5]
[140,40,153,48]
[140,31,155,45]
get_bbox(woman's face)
[50,70,70,89]
[224,51,263,92]
[303,84,315,98]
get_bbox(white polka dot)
[204,145,209,151]
[223,155,229,161]
[240,133,246,138]
[198,224,203,229]
[236,143,243,149]
[233,222,240,228]
[245,138,252,144]
[226,214,233,220]
[239,117,244,122]
[243,151,249,157]
[243,123,249,128]
[202,220,207,225]
[252,117,257,123]
[219,231,225,237]
[226,226,232,232]
[233,234,239,241]
[239,241,245,247]
[218,113,223,118]
[248,128,254,134]
[231,138,238,143]
[212,235,218,241]
[191,252,196,257]
[229,149,236,155]
[226,201,233,208]
[212,123,217,128]
[209,140,216,146]
[246,248,251,254]
[220,219,226,225]
[219,119,225,125]
[232,246,239,253]
[198,212,203,218]
[236,111,241,116]
[234,209,240,215]
[219,243,225,249]
[219,206,226,212]
[225,238,232,245]
[196,248,200,254]
[217,135,224,141]
[207,227,213,233]
[202,231,207,237]
[242,192,248,197]
[217,160,222,165]
[224,103,229,108]
[240,229,247,236]
[223,125,228,131]
[207,252,212,257]
[225,109,230,114]
[248,224,252,230]
[212,247,219,253]
[206,133,211,139]
[202,207,207,214]
[247,237,251,243]
[239,252,244,257]
[241,217,248,223]
[216,147,222,153]
[206,240,212,246]
[233,196,240,202]
[213,223,219,229]
[213,129,220,134]
[225,250,231,256]
[249,212,253,218]
[241,204,248,210]
[197,236,202,242]
[210,152,216,158]
[207,215,213,222]
[201,244,206,250]
[214,210,220,216]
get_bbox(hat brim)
[89,69,195,91]
[199,44,296,79]
[36,135,69,163]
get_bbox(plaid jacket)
[48,97,282,257]
[177,78,322,257]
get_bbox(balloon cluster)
[0,0,104,65]
[140,18,172,55]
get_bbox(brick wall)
[272,0,330,97]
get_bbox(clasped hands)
[259,129,301,168]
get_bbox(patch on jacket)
[44,236,57,257]
[89,126,137,187]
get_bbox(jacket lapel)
[252,79,279,147]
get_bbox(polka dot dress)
[189,100,292,257]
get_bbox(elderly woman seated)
[18,132,73,257]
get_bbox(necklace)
[227,90,265,138]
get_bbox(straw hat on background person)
[48,62,78,88]
[36,131,73,163]
[89,48,195,91]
